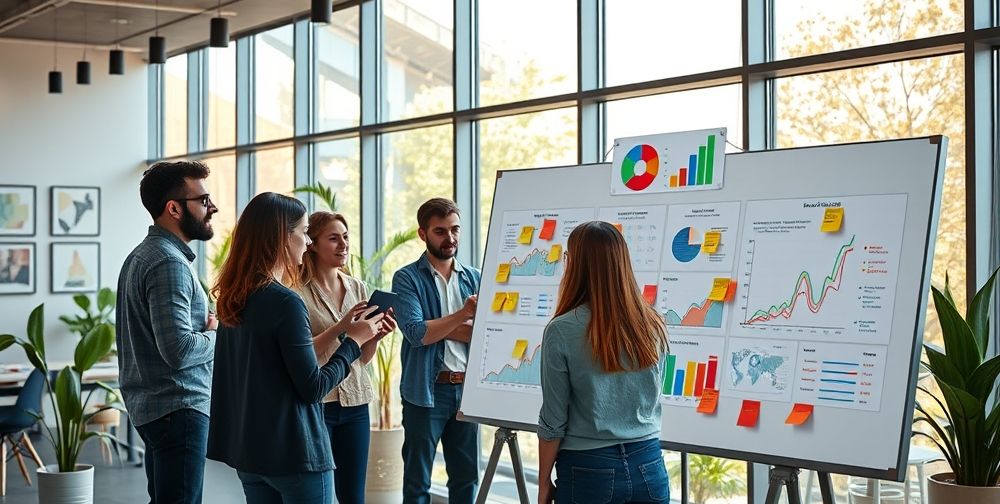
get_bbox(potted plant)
[59,287,117,360]
[0,304,118,504]
[914,268,1000,503]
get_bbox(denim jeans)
[401,383,479,504]
[554,438,669,504]
[237,470,334,504]
[324,402,371,503]
[134,408,210,504]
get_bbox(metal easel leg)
[765,466,802,504]
[476,428,529,504]
[505,431,530,504]
[817,471,835,504]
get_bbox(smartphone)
[366,289,400,319]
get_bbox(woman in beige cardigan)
[298,211,397,503]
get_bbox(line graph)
[656,272,728,334]
[665,299,723,328]
[483,344,541,387]
[507,248,562,277]
[478,324,543,392]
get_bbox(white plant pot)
[37,464,94,504]
[927,472,1000,504]
[366,428,404,504]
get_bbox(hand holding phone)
[366,289,400,319]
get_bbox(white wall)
[0,42,150,364]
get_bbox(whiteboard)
[459,137,946,480]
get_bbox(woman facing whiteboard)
[537,221,670,504]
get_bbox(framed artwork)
[51,242,100,294]
[0,243,36,295]
[51,186,100,236]
[0,185,36,236]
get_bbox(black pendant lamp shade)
[149,36,166,64]
[109,48,125,75]
[210,17,229,47]
[48,70,63,94]
[311,0,332,23]
[76,60,91,84]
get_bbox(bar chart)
[660,336,725,407]
[667,133,718,188]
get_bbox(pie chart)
[672,227,701,263]
[620,144,659,191]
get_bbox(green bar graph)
[663,354,677,394]
[705,135,716,184]
[697,145,707,185]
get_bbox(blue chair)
[0,369,46,496]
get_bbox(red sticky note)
[697,389,719,414]
[723,280,738,302]
[539,219,557,240]
[785,403,813,426]
[642,284,657,305]
[737,399,760,427]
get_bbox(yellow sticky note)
[547,244,563,263]
[518,226,535,244]
[503,292,519,312]
[512,339,528,359]
[702,231,722,254]
[708,278,730,301]
[496,264,511,283]
[820,207,844,232]
[491,292,507,312]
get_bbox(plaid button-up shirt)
[115,225,215,426]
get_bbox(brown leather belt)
[436,371,465,384]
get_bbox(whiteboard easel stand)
[476,427,530,504]
[765,466,835,504]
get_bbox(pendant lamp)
[311,0,332,23]
[210,0,228,48]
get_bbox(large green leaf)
[54,367,82,421]
[74,324,114,373]
[292,183,337,211]
[924,344,965,389]
[96,288,116,312]
[968,268,999,358]
[931,286,981,377]
[26,304,45,360]
[942,272,957,309]
[21,342,47,374]
[72,294,91,313]
[0,334,16,352]
[968,353,1000,405]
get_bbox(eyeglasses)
[172,194,215,208]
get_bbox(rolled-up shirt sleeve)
[538,323,569,440]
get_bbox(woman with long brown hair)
[207,192,383,504]
[537,221,670,504]
[297,211,396,503]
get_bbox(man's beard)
[427,241,456,260]
[180,206,214,241]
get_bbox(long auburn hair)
[553,221,668,372]
[300,211,352,285]
[213,192,306,326]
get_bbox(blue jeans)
[237,470,334,504]
[554,439,669,504]
[134,408,210,504]
[402,383,479,504]
[324,402,371,503]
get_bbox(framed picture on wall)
[50,186,100,236]
[0,185,36,237]
[0,242,36,295]
[51,242,100,294]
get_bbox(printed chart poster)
[478,324,543,393]
[610,128,727,195]
[494,208,595,287]
[793,342,887,412]
[733,194,906,345]
[656,272,728,336]
[662,201,741,272]
[484,285,559,327]
[661,336,726,407]
[722,338,797,403]
[597,205,667,272]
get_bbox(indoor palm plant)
[913,268,1000,503]
[0,304,118,504]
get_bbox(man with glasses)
[116,160,218,504]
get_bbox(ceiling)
[0,0,338,57]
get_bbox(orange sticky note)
[612,223,623,233]
[737,399,760,427]
[512,339,528,359]
[539,219,557,240]
[547,244,563,263]
[688,227,701,245]
[785,403,813,425]
[491,292,507,312]
[502,292,519,312]
[697,389,719,414]
[820,207,844,232]
[642,284,657,305]
[723,280,738,302]
[518,226,535,244]
[708,278,730,301]
[701,231,722,253]
[496,264,511,283]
